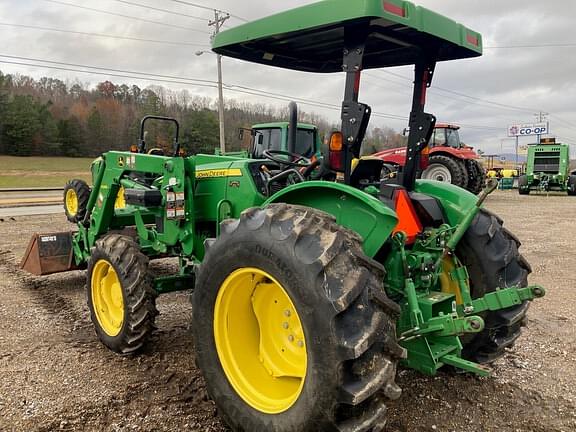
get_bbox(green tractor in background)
[242,101,322,160]
[21,1,545,430]
[519,138,576,195]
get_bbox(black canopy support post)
[341,26,371,185]
[287,101,298,155]
[402,58,437,191]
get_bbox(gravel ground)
[0,190,574,431]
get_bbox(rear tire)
[465,160,485,195]
[457,209,531,364]
[567,175,576,196]
[64,179,91,223]
[87,234,158,354]
[518,175,530,195]
[193,204,404,432]
[422,155,467,188]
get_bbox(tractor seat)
[147,148,165,156]
[350,157,384,188]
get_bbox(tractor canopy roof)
[212,0,482,73]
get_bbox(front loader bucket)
[20,232,78,276]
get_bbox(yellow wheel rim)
[65,189,78,216]
[214,268,307,414]
[115,187,126,209]
[91,260,125,337]
[439,257,465,305]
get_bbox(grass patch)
[0,156,93,188]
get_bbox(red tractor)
[374,124,485,194]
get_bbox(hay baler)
[22,1,545,430]
[518,139,576,195]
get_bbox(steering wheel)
[263,149,313,168]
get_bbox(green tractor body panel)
[213,0,482,73]
[414,179,478,225]
[264,181,398,257]
[521,142,572,193]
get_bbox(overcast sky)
[1,0,576,155]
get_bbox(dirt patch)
[0,190,575,431]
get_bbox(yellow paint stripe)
[195,168,243,179]
[0,197,61,205]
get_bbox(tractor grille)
[534,151,560,173]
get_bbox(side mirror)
[238,128,244,140]
[258,134,264,145]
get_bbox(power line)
[0,22,210,47]
[111,0,208,22]
[0,55,509,130]
[485,43,576,49]
[165,0,249,23]
[0,58,347,113]
[379,70,540,114]
[364,72,530,126]
[550,115,576,134]
[0,55,357,114]
[0,58,217,89]
[0,54,406,120]
[43,0,211,34]
[0,54,215,85]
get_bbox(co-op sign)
[508,123,549,137]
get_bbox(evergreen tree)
[181,109,220,154]
[3,95,42,156]
[86,107,106,156]
[58,116,85,157]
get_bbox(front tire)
[422,155,467,188]
[87,234,158,354]
[64,179,91,223]
[457,209,531,363]
[193,204,404,432]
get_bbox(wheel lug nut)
[282,322,289,329]
[284,309,291,317]
[288,335,294,342]
[297,340,304,348]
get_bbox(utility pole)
[209,10,229,154]
[534,111,549,144]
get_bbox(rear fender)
[263,181,398,257]
[414,180,478,225]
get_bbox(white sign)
[508,123,549,137]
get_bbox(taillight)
[420,145,430,170]
[466,33,479,47]
[328,131,345,171]
[383,1,405,17]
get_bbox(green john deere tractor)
[21,1,545,430]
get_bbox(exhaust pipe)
[287,101,298,154]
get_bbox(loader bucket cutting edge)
[20,232,78,276]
